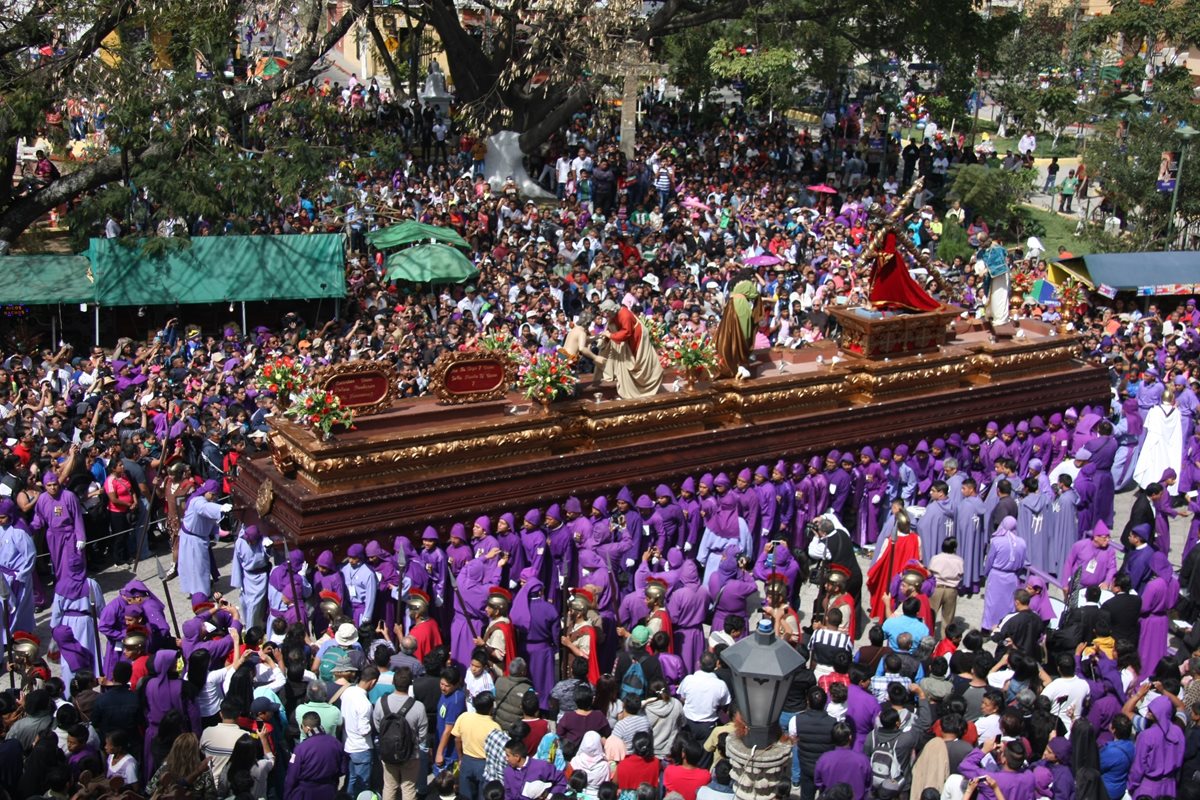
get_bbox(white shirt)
[340,684,375,754]
[678,670,731,723]
[1041,675,1090,731]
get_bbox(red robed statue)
[868,231,942,312]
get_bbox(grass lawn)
[1022,205,1094,257]
[896,125,1081,158]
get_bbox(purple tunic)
[97,581,170,676]
[707,547,757,634]
[666,561,708,673]
[503,757,567,800]
[1128,695,1184,798]
[142,649,199,781]
[955,495,987,593]
[283,731,344,800]
[980,518,1028,630]
[1017,491,1050,574]
[29,488,85,577]
[1045,488,1079,579]
[918,498,955,563]
[512,576,559,703]
[1138,553,1178,677]
[450,556,500,669]
[814,746,872,799]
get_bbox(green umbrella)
[385,244,479,284]
[367,220,470,251]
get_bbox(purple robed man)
[367,540,400,638]
[772,462,795,539]
[754,540,800,599]
[29,472,85,577]
[980,516,1027,631]
[917,493,955,565]
[179,480,225,597]
[653,485,687,553]
[955,488,987,593]
[268,549,312,626]
[1139,551,1178,677]
[696,475,752,584]
[445,524,472,576]
[471,515,499,561]
[503,754,568,800]
[854,462,886,548]
[0,502,36,642]
[98,579,169,676]
[512,569,559,704]
[519,510,547,582]
[450,555,500,669]
[1088,431,1119,527]
[49,548,104,677]
[1017,486,1050,575]
[1045,481,1079,579]
[1128,696,1185,798]
[419,527,447,607]
[1060,521,1117,590]
[796,457,829,549]
[341,543,378,625]
[752,466,778,538]
[180,603,240,663]
[1112,399,1146,490]
[844,679,881,752]
[678,479,702,550]
[666,560,708,673]
[545,504,576,605]
[708,545,757,634]
[310,550,347,633]
[142,649,199,781]
[283,726,343,800]
[229,524,269,629]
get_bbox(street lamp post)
[721,618,805,798]
[1167,124,1198,247]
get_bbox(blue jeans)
[459,755,486,799]
[347,749,373,796]
[779,710,801,784]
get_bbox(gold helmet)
[895,511,911,534]
[318,591,343,620]
[568,587,595,613]
[644,578,668,604]
[406,589,432,614]
[486,586,513,613]
[12,632,38,663]
[764,572,789,601]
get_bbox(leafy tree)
[0,0,372,248]
[948,164,1039,238]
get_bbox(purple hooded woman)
[1152,468,1184,554]
[49,547,104,677]
[707,545,757,635]
[267,549,311,628]
[1138,551,1178,677]
[1024,576,1055,623]
[1127,695,1185,798]
[666,560,708,673]
[979,516,1027,632]
[754,538,800,599]
[229,524,269,629]
[178,479,225,597]
[853,462,886,548]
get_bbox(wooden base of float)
[233,315,1108,553]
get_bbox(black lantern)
[722,618,805,746]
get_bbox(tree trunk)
[364,11,407,96]
[518,87,590,153]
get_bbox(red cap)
[829,564,851,578]
[572,587,595,605]
[12,631,39,647]
[487,586,513,602]
[318,591,342,604]
[192,601,215,614]
[407,588,431,605]
[645,577,668,589]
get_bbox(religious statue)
[868,232,941,312]
[561,310,605,385]
[598,305,663,399]
[423,62,447,98]
[976,233,1011,326]
[714,275,763,379]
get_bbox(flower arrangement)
[285,388,355,437]
[254,356,304,402]
[477,329,528,366]
[663,329,720,379]
[1010,269,1034,300]
[519,351,577,404]
[643,316,668,353]
[1057,277,1089,311]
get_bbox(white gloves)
[75,541,86,552]
[872,495,881,504]
[684,542,693,552]
[219,503,233,513]
[625,558,636,568]
[509,580,518,589]
[557,575,565,587]
[642,525,651,537]
[434,595,443,607]
[829,485,838,496]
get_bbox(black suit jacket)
[1121,493,1156,548]
[1101,593,1142,647]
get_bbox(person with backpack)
[865,684,931,800]
[372,665,427,800]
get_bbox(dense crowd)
[3,64,1200,800]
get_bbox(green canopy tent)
[385,243,479,284]
[366,220,471,251]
